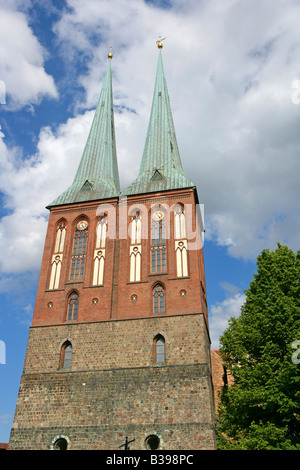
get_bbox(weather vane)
[108,46,113,59]
[156,35,167,49]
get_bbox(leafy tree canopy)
[217,244,300,450]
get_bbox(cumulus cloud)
[1,0,300,283]
[0,2,58,108]
[209,291,246,350]
[52,0,300,261]
[0,111,93,273]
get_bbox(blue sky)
[1,0,300,443]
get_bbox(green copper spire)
[122,44,194,196]
[48,52,120,207]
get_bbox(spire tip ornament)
[108,46,113,59]
[156,36,166,49]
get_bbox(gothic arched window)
[174,204,186,239]
[49,220,66,289]
[153,284,165,314]
[70,219,88,281]
[151,208,166,273]
[174,204,188,277]
[129,211,142,282]
[93,216,107,286]
[60,341,72,370]
[96,216,107,249]
[67,292,78,321]
[154,335,165,363]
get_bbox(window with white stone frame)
[129,212,142,282]
[174,205,188,277]
[49,221,66,289]
[151,209,166,273]
[93,216,107,286]
[70,220,88,281]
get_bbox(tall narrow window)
[174,205,188,277]
[93,217,107,285]
[153,284,165,314]
[49,221,66,289]
[154,335,165,363]
[67,292,78,321]
[60,341,72,369]
[129,212,142,282]
[70,220,88,281]
[151,209,166,273]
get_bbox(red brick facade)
[31,188,207,327]
[9,187,218,450]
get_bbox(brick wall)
[23,314,211,373]
[9,313,216,450]
[9,187,217,450]
[32,189,207,327]
[9,365,215,450]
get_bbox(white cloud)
[0,3,58,108]
[51,0,300,260]
[209,292,246,350]
[0,111,93,273]
[1,0,300,282]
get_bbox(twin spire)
[49,42,194,208]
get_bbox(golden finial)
[108,46,113,59]
[156,35,166,49]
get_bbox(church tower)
[9,42,216,450]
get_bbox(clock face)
[77,220,88,231]
[152,210,164,221]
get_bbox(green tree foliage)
[216,244,300,449]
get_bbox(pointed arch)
[129,209,142,282]
[96,214,107,249]
[93,249,105,286]
[154,334,165,363]
[150,206,167,273]
[49,219,67,290]
[129,210,142,245]
[54,219,67,253]
[130,245,141,282]
[173,203,188,277]
[59,340,72,370]
[93,215,107,286]
[70,218,88,281]
[175,240,188,277]
[153,283,165,314]
[173,203,186,240]
[66,291,79,321]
